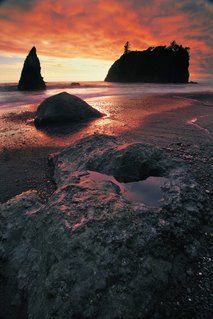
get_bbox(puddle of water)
[123,176,168,206]
[83,171,169,207]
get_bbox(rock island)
[105,41,189,83]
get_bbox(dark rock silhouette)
[70,82,80,87]
[105,41,190,83]
[34,92,102,126]
[18,47,46,91]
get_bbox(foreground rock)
[105,41,189,83]
[0,135,208,318]
[18,47,46,91]
[34,92,102,126]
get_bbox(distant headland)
[105,41,190,83]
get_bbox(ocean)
[0,81,213,112]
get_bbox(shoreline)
[0,92,212,203]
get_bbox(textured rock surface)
[34,92,102,126]
[18,47,46,91]
[105,43,189,83]
[0,135,207,319]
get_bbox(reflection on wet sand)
[0,94,193,151]
[1,91,212,205]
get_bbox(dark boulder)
[105,42,189,83]
[34,92,102,126]
[18,47,46,91]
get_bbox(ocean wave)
[0,81,212,110]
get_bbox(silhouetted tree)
[169,40,180,51]
[124,41,130,54]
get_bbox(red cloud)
[0,0,212,81]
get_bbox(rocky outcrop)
[18,47,46,91]
[34,92,102,126]
[0,135,207,318]
[70,82,80,87]
[105,42,189,83]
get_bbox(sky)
[0,0,212,83]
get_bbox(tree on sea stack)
[124,41,130,54]
[18,47,46,91]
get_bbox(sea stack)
[18,47,46,91]
[105,41,190,83]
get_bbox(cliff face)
[105,43,189,83]
[18,47,46,91]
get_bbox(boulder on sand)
[18,47,46,91]
[34,92,102,126]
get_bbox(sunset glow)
[0,0,212,82]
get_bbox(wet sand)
[123,94,213,195]
[0,92,212,203]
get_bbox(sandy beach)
[0,92,212,203]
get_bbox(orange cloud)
[0,0,212,81]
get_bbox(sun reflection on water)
[0,94,193,152]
